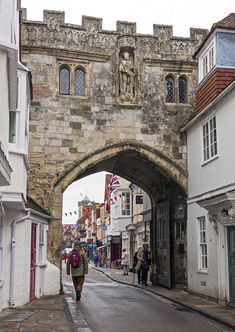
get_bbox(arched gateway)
[21,9,207,288]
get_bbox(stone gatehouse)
[21,8,207,288]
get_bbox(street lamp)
[126,223,136,282]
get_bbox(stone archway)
[48,140,187,288]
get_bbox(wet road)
[63,267,233,332]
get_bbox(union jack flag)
[108,174,120,193]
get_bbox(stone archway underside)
[53,141,187,205]
[48,141,187,269]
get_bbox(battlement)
[22,8,208,40]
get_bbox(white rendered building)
[185,14,235,306]
[0,1,59,312]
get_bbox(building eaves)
[194,13,235,58]
[181,79,235,131]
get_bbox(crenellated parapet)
[21,9,208,58]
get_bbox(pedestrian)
[66,240,88,301]
[121,248,129,275]
[135,246,143,284]
[93,251,99,267]
[141,243,151,286]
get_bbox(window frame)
[74,67,85,96]
[38,224,47,266]
[202,115,218,163]
[165,74,175,103]
[9,72,28,153]
[178,75,188,104]
[201,42,215,81]
[198,216,208,272]
[59,66,70,95]
[121,192,131,216]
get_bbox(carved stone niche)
[118,46,137,104]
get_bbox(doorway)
[30,223,37,301]
[227,226,235,307]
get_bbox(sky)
[21,0,235,223]
[62,172,108,224]
[21,0,235,37]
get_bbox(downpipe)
[9,211,31,306]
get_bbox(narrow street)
[63,266,233,332]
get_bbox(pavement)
[0,264,235,331]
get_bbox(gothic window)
[179,75,188,103]
[165,75,175,103]
[74,68,85,96]
[59,67,70,95]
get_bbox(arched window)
[165,75,175,103]
[74,68,85,96]
[59,67,70,95]
[179,76,188,103]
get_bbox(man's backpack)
[70,250,81,268]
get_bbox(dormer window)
[202,44,215,79]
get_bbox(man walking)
[66,241,88,301]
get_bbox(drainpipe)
[9,210,31,306]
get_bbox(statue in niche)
[119,51,136,101]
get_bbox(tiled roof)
[211,13,235,30]
[194,13,235,58]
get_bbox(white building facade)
[0,1,59,312]
[186,13,235,306]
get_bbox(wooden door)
[30,223,37,301]
[227,226,235,307]
[156,201,171,288]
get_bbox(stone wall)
[21,9,207,209]
[21,9,207,270]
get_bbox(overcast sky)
[21,0,235,223]
[21,0,234,37]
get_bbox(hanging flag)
[105,201,110,212]
[129,183,137,193]
[108,174,120,193]
[114,196,117,201]
[119,193,123,199]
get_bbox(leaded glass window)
[74,68,85,96]
[165,75,175,103]
[179,76,188,103]
[59,67,70,95]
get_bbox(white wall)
[187,85,235,300]
[187,203,219,298]
[187,87,235,200]
[0,210,60,311]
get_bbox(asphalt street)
[63,267,233,332]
